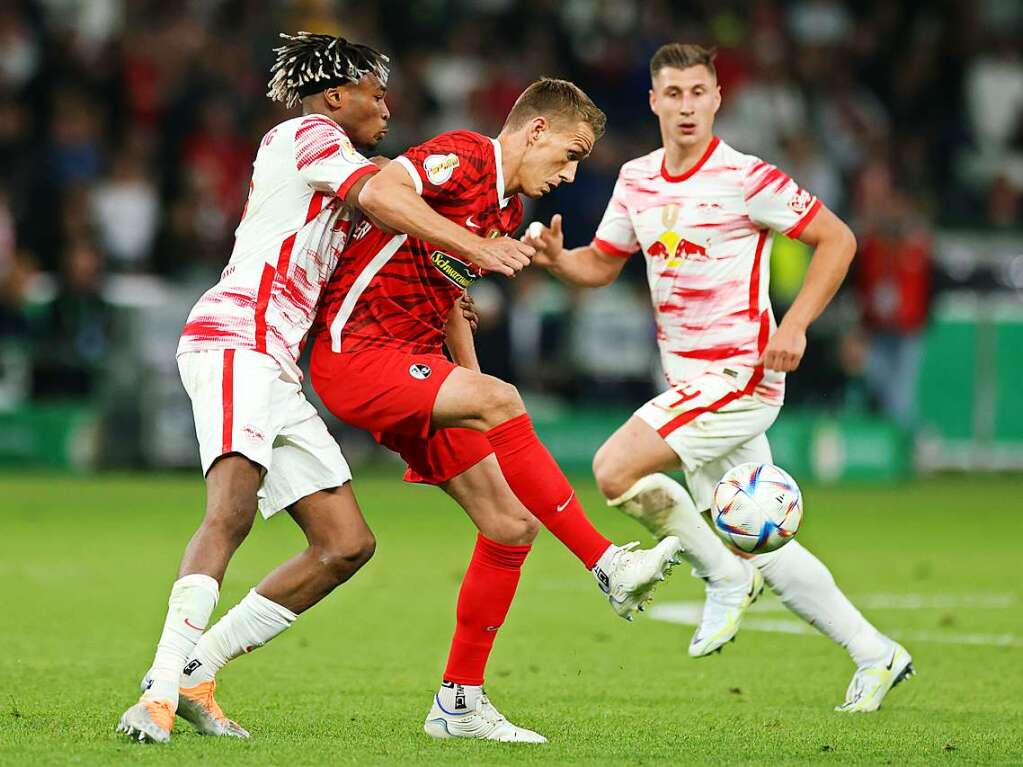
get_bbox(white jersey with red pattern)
[592,136,821,405]
[177,114,377,382]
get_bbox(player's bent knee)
[478,377,525,426]
[485,515,539,546]
[500,514,540,545]
[201,502,256,546]
[592,449,631,501]
[317,534,376,582]
[521,514,541,541]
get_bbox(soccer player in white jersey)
[525,43,913,712]
[115,33,488,744]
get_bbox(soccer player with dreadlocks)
[116,32,502,745]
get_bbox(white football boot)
[593,537,683,621]
[688,558,764,657]
[423,691,547,743]
[835,642,914,712]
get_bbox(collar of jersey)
[490,137,511,208]
[660,136,721,183]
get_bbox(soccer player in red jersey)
[310,79,683,742]
[525,44,912,712]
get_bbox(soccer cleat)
[116,699,174,743]
[177,680,250,738]
[595,536,683,621]
[688,558,765,657]
[835,642,914,713]
[423,692,547,743]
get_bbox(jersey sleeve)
[394,132,485,204]
[592,176,640,258]
[743,159,822,238]
[294,117,377,199]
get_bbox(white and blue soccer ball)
[711,462,803,554]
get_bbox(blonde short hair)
[504,77,606,139]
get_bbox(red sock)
[444,534,530,686]
[485,413,612,569]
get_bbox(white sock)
[437,681,482,714]
[142,573,219,704]
[752,541,891,667]
[608,473,745,584]
[180,588,296,686]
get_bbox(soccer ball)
[711,463,803,554]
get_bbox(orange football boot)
[178,680,250,738]
[116,698,175,743]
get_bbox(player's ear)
[527,116,548,144]
[712,85,722,114]
[649,89,657,115]
[324,87,344,110]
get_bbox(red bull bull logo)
[646,230,706,267]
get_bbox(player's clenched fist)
[760,324,807,372]
[465,236,534,277]
[522,214,564,268]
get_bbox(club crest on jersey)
[423,153,459,185]
[409,363,432,380]
[647,230,706,266]
[788,188,813,214]
[431,250,483,289]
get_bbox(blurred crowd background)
[1,0,1021,474]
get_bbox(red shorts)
[309,340,493,485]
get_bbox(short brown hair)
[649,43,717,81]
[505,77,606,139]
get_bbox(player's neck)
[662,134,714,178]
[496,133,520,196]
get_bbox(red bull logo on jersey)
[646,230,706,267]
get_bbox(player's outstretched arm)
[761,205,856,372]
[523,214,626,288]
[445,299,481,373]
[358,163,533,277]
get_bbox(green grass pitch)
[1,472,1021,765]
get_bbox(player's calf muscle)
[177,456,262,579]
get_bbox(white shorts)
[635,368,780,511]
[177,349,351,519]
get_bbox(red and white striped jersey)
[177,114,377,381]
[593,136,821,405]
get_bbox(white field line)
[747,592,1017,612]
[647,599,1023,648]
[843,593,1016,610]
